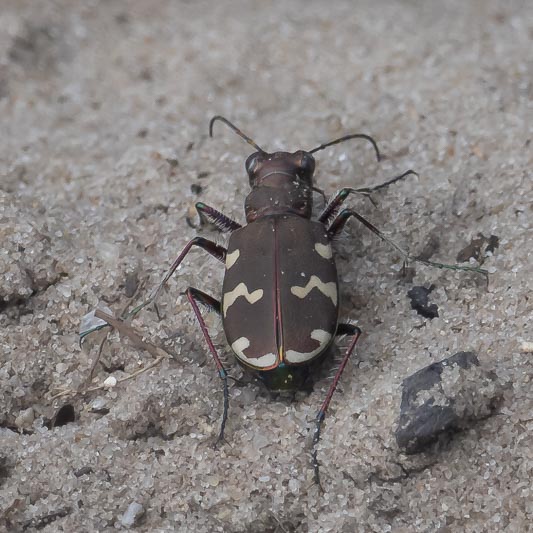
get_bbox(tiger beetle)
[81,116,488,486]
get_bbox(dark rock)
[74,466,93,478]
[0,456,11,486]
[485,235,499,254]
[124,271,139,298]
[407,285,439,319]
[190,183,203,195]
[396,352,501,453]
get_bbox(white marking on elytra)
[286,329,332,363]
[231,337,249,357]
[225,249,240,269]
[223,283,264,317]
[231,337,277,368]
[314,242,333,259]
[291,275,337,305]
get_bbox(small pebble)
[57,283,72,298]
[15,407,35,429]
[89,397,108,414]
[120,501,145,527]
[103,376,117,389]
[520,341,533,353]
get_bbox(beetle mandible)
[82,116,488,484]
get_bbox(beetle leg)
[127,237,227,319]
[191,202,242,233]
[318,187,376,224]
[185,287,229,446]
[312,186,327,208]
[312,324,362,487]
[326,208,489,277]
[318,170,417,224]
[335,322,360,337]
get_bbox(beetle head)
[244,151,315,222]
[245,150,315,185]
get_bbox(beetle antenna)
[309,133,381,162]
[209,115,265,152]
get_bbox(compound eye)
[245,153,261,177]
[298,152,315,180]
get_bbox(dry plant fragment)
[50,309,170,401]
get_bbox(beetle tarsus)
[213,374,230,447]
[356,169,418,194]
[312,411,325,487]
[194,202,242,233]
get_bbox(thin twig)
[86,335,108,385]
[94,309,173,358]
[85,279,146,385]
[49,355,165,401]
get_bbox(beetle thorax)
[245,177,313,221]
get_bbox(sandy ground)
[1,1,532,531]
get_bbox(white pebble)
[120,501,145,527]
[520,341,533,353]
[15,407,35,429]
[103,376,117,388]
